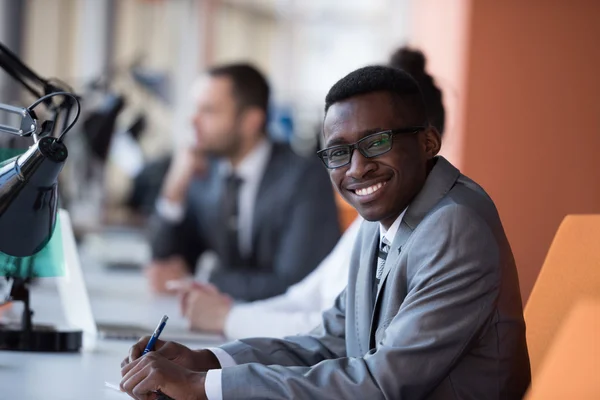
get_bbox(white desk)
[0,258,225,400]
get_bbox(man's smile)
[345,178,391,203]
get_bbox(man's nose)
[345,149,376,179]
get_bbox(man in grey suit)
[146,63,340,300]
[122,66,531,399]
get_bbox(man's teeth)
[355,182,386,196]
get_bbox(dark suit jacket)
[149,143,341,301]
[217,156,531,399]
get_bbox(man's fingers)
[122,335,165,375]
[155,341,180,360]
[202,283,220,295]
[128,336,152,363]
[121,362,153,399]
[168,279,205,316]
[121,354,150,389]
[127,342,143,364]
[121,353,173,400]
[132,374,162,400]
[121,354,143,377]
[145,265,171,294]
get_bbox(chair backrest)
[524,214,600,376]
[525,298,600,399]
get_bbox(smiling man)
[121,66,531,400]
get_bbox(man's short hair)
[208,63,270,114]
[324,65,427,125]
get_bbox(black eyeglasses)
[317,126,426,169]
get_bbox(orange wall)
[412,1,600,302]
[462,1,600,302]
[409,0,472,168]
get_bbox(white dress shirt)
[156,139,272,258]
[379,208,406,245]
[204,211,406,400]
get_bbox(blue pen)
[143,314,169,355]
[141,315,174,400]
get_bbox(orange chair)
[524,215,600,377]
[525,298,600,399]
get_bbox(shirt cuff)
[208,347,237,368]
[205,369,223,400]
[155,197,185,223]
[204,348,237,400]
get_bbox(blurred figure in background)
[390,46,445,134]
[177,47,448,339]
[147,63,340,300]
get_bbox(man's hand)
[121,336,221,373]
[174,282,233,334]
[146,257,191,294]
[120,352,207,400]
[162,147,206,204]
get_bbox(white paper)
[105,381,128,397]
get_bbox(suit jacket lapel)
[368,156,461,343]
[368,220,413,342]
[354,221,379,355]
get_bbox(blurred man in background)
[176,46,449,339]
[147,63,340,301]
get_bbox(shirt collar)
[221,138,272,182]
[379,208,407,244]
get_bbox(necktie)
[221,174,243,267]
[373,237,391,304]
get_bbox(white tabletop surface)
[0,251,225,400]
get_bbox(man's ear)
[240,107,266,136]
[422,127,442,159]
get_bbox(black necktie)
[221,174,243,267]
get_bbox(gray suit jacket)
[217,156,531,399]
[149,143,340,301]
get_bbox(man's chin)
[355,206,387,223]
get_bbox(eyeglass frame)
[316,126,427,169]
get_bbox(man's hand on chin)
[145,257,191,294]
